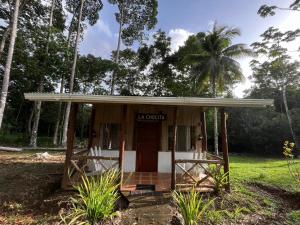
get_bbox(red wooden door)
[136,122,161,172]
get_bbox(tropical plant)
[172,188,214,225]
[61,169,120,225]
[209,165,229,195]
[185,22,254,155]
[283,141,300,185]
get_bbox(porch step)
[121,192,173,225]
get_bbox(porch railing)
[68,150,119,177]
[174,153,224,191]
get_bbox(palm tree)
[188,22,254,155]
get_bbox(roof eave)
[24,93,274,108]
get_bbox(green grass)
[199,155,300,224]
[287,210,300,225]
[230,155,300,192]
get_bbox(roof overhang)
[24,93,274,108]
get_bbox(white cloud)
[168,28,193,52]
[97,20,112,37]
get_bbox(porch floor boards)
[121,172,215,193]
[122,172,171,192]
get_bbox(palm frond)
[222,27,241,39]
[221,56,245,82]
[223,44,256,58]
[183,54,208,63]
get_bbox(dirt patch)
[115,192,173,225]
[249,182,300,210]
[0,151,68,224]
[243,182,300,225]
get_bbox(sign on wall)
[136,113,167,121]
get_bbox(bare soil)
[0,151,67,224]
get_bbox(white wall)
[102,150,136,172]
[158,151,204,173]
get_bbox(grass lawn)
[209,155,300,225]
[230,155,300,192]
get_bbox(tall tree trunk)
[282,86,299,148]
[61,0,84,146]
[29,84,43,147]
[212,77,219,155]
[0,25,12,62]
[28,101,36,134]
[53,76,65,145]
[53,16,74,146]
[110,4,123,95]
[0,0,20,129]
[29,0,55,147]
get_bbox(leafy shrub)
[283,141,300,185]
[209,165,229,195]
[61,169,120,225]
[172,188,214,225]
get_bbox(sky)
[79,0,300,97]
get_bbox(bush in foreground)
[61,169,120,225]
[172,188,214,225]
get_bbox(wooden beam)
[175,159,223,164]
[87,104,96,150]
[71,155,119,161]
[221,108,230,192]
[171,107,178,190]
[61,103,78,189]
[200,111,207,152]
[119,105,127,187]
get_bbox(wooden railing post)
[221,108,230,192]
[171,107,178,190]
[87,104,96,150]
[62,102,78,189]
[119,105,127,188]
[200,111,207,152]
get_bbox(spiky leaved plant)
[61,169,120,225]
[172,188,214,225]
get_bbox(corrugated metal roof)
[24,93,274,108]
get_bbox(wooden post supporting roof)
[221,108,230,192]
[200,111,207,152]
[61,103,78,189]
[119,105,127,188]
[87,104,96,150]
[171,107,178,190]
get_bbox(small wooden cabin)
[25,93,273,192]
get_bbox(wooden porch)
[122,172,217,192]
[23,94,273,193]
[61,103,230,193]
